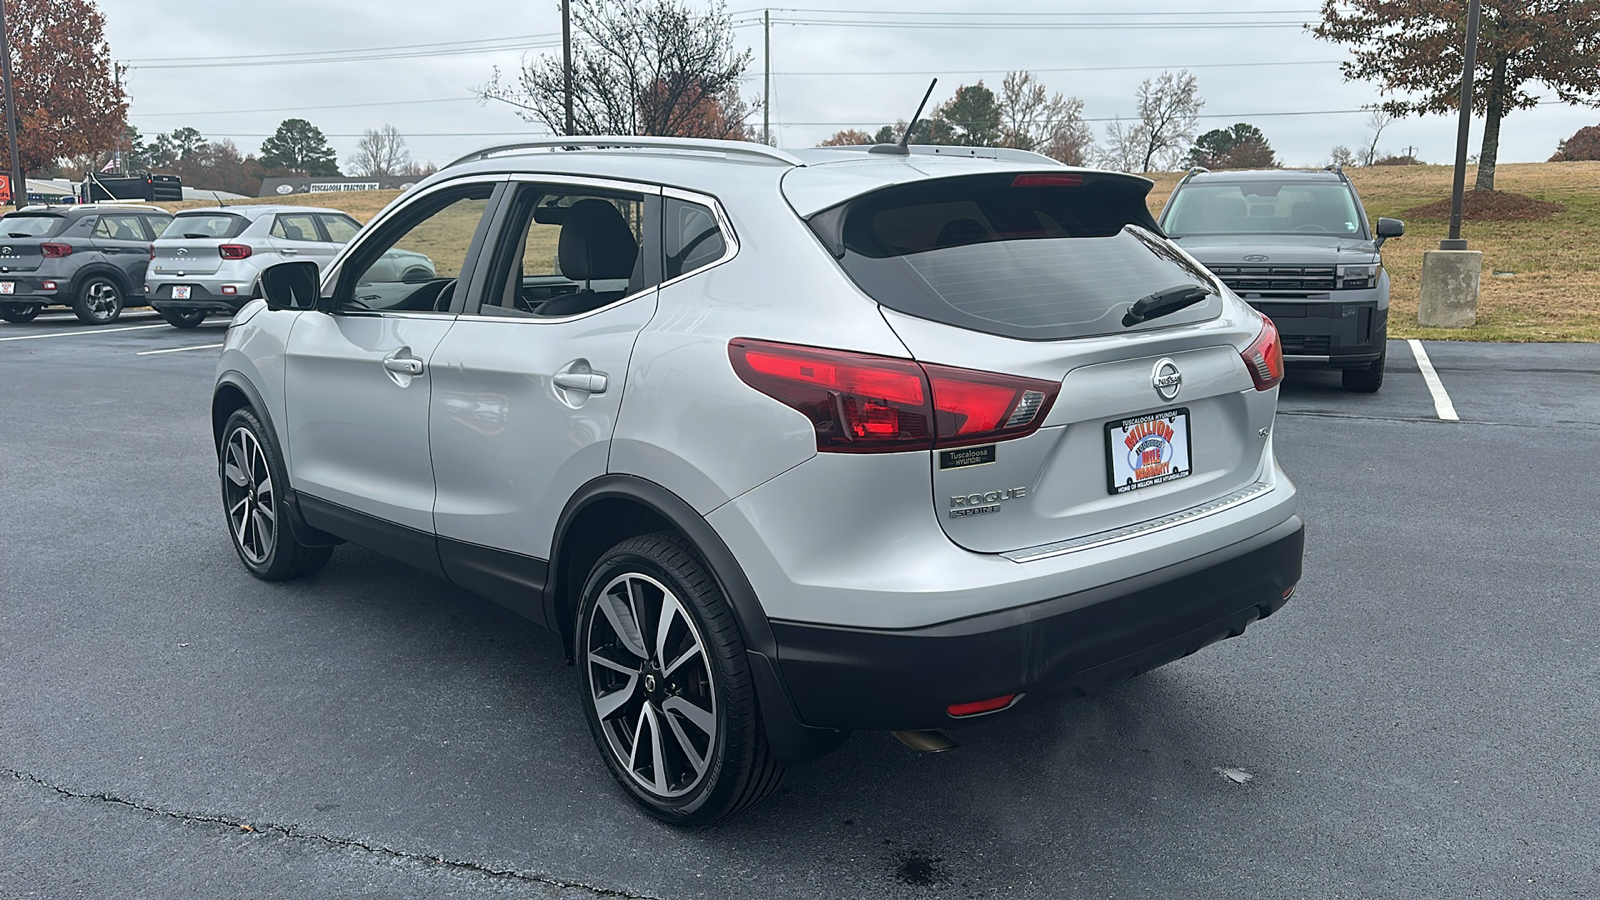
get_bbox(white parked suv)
[148,205,434,328]
[212,137,1304,824]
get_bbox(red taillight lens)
[728,339,1059,453]
[947,694,1017,717]
[148,244,155,260]
[1241,317,1285,391]
[219,244,252,260]
[1011,173,1083,187]
[40,242,72,258]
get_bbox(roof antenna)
[212,190,226,207]
[870,78,937,156]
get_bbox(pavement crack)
[1,766,655,899]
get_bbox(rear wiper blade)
[1122,284,1213,328]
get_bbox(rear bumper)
[767,515,1303,731]
[1253,298,1386,367]
[148,281,247,314]
[0,275,64,304]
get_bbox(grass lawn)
[168,159,1600,342]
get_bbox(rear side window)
[0,214,65,238]
[665,198,727,280]
[93,214,149,241]
[161,213,247,239]
[813,173,1219,341]
[271,214,320,241]
[318,214,360,243]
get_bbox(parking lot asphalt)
[3,318,1598,899]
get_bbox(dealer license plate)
[1106,408,1193,494]
[0,282,13,294]
[172,286,192,299]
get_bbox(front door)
[282,179,501,564]
[428,179,662,617]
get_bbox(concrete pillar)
[1417,249,1482,328]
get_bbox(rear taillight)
[40,242,71,258]
[1241,317,1284,391]
[219,244,252,260]
[149,244,155,260]
[728,339,1058,453]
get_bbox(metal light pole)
[0,0,25,208]
[562,0,574,135]
[762,9,770,146]
[1441,0,1481,250]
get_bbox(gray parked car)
[0,204,172,323]
[148,205,436,328]
[1158,167,1404,392]
[213,137,1304,824]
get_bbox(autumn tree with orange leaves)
[4,0,126,175]
[1312,0,1600,191]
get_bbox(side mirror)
[259,260,322,311]
[1375,217,1405,248]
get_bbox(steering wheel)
[1294,223,1331,233]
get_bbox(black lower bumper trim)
[770,516,1304,731]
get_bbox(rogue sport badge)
[1152,358,1182,401]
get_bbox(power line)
[130,98,479,118]
[122,33,561,65]
[780,109,1371,127]
[731,5,1319,16]
[125,40,559,70]
[751,59,1344,77]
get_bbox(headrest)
[935,218,988,249]
[558,199,638,282]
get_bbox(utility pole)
[562,0,574,135]
[762,9,770,146]
[1442,0,1481,251]
[1417,0,1482,328]
[0,0,24,209]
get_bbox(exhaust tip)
[892,730,959,754]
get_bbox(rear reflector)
[947,694,1016,717]
[222,285,238,295]
[219,244,252,260]
[729,339,1058,453]
[42,281,57,290]
[1241,317,1284,391]
[41,242,72,258]
[1011,173,1084,187]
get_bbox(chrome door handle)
[282,248,299,254]
[383,353,424,376]
[553,372,608,393]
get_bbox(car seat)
[537,200,639,317]
[934,218,988,249]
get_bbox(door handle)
[282,248,299,255]
[382,350,424,377]
[553,372,608,393]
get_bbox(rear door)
[283,179,501,557]
[270,212,338,271]
[90,212,156,289]
[151,212,248,278]
[0,214,66,283]
[811,171,1276,554]
[427,177,662,612]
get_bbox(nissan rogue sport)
[213,136,1304,824]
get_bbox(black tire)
[0,303,41,323]
[71,275,124,324]
[575,532,783,825]
[1342,347,1385,393]
[219,407,333,581]
[161,308,207,329]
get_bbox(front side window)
[341,183,494,313]
[1164,182,1365,237]
[476,183,656,318]
[271,213,321,242]
[92,214,148,241]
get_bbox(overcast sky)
[106,0,1596,174]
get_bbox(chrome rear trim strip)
[1003,481,1273,564]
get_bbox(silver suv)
[213,137,1304,824]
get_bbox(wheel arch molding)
[212,372,343,549]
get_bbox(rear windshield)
[0,214,65,238]
[160,213,248,240]
[1164,182,1365,238]
[811,173,1220,341]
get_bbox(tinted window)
[318,214,360,243]
[161,213,247,239]
[271,214,320,242]
[1164,182,1365,237]
[0,214,65,238]
[818,173,1218,341]
[665,198,727,279]
[93,215,149,241]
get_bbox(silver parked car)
[148,205,435,328]
[213,137,1303,824]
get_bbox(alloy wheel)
[84,281,121,320]
[585,572,718,799]
[222,426,275,564]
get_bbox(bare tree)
[1097,117,1147,173]
[1131,71,1203,172]
[350,124,411,177]
[1329,145,1357,168]
[475,0,755,138]
[997,71,1094,165]
[1359,107,1396,167]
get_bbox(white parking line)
[0,323,168,342]
[135,343,224,356]
[1407,339,1460,421]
